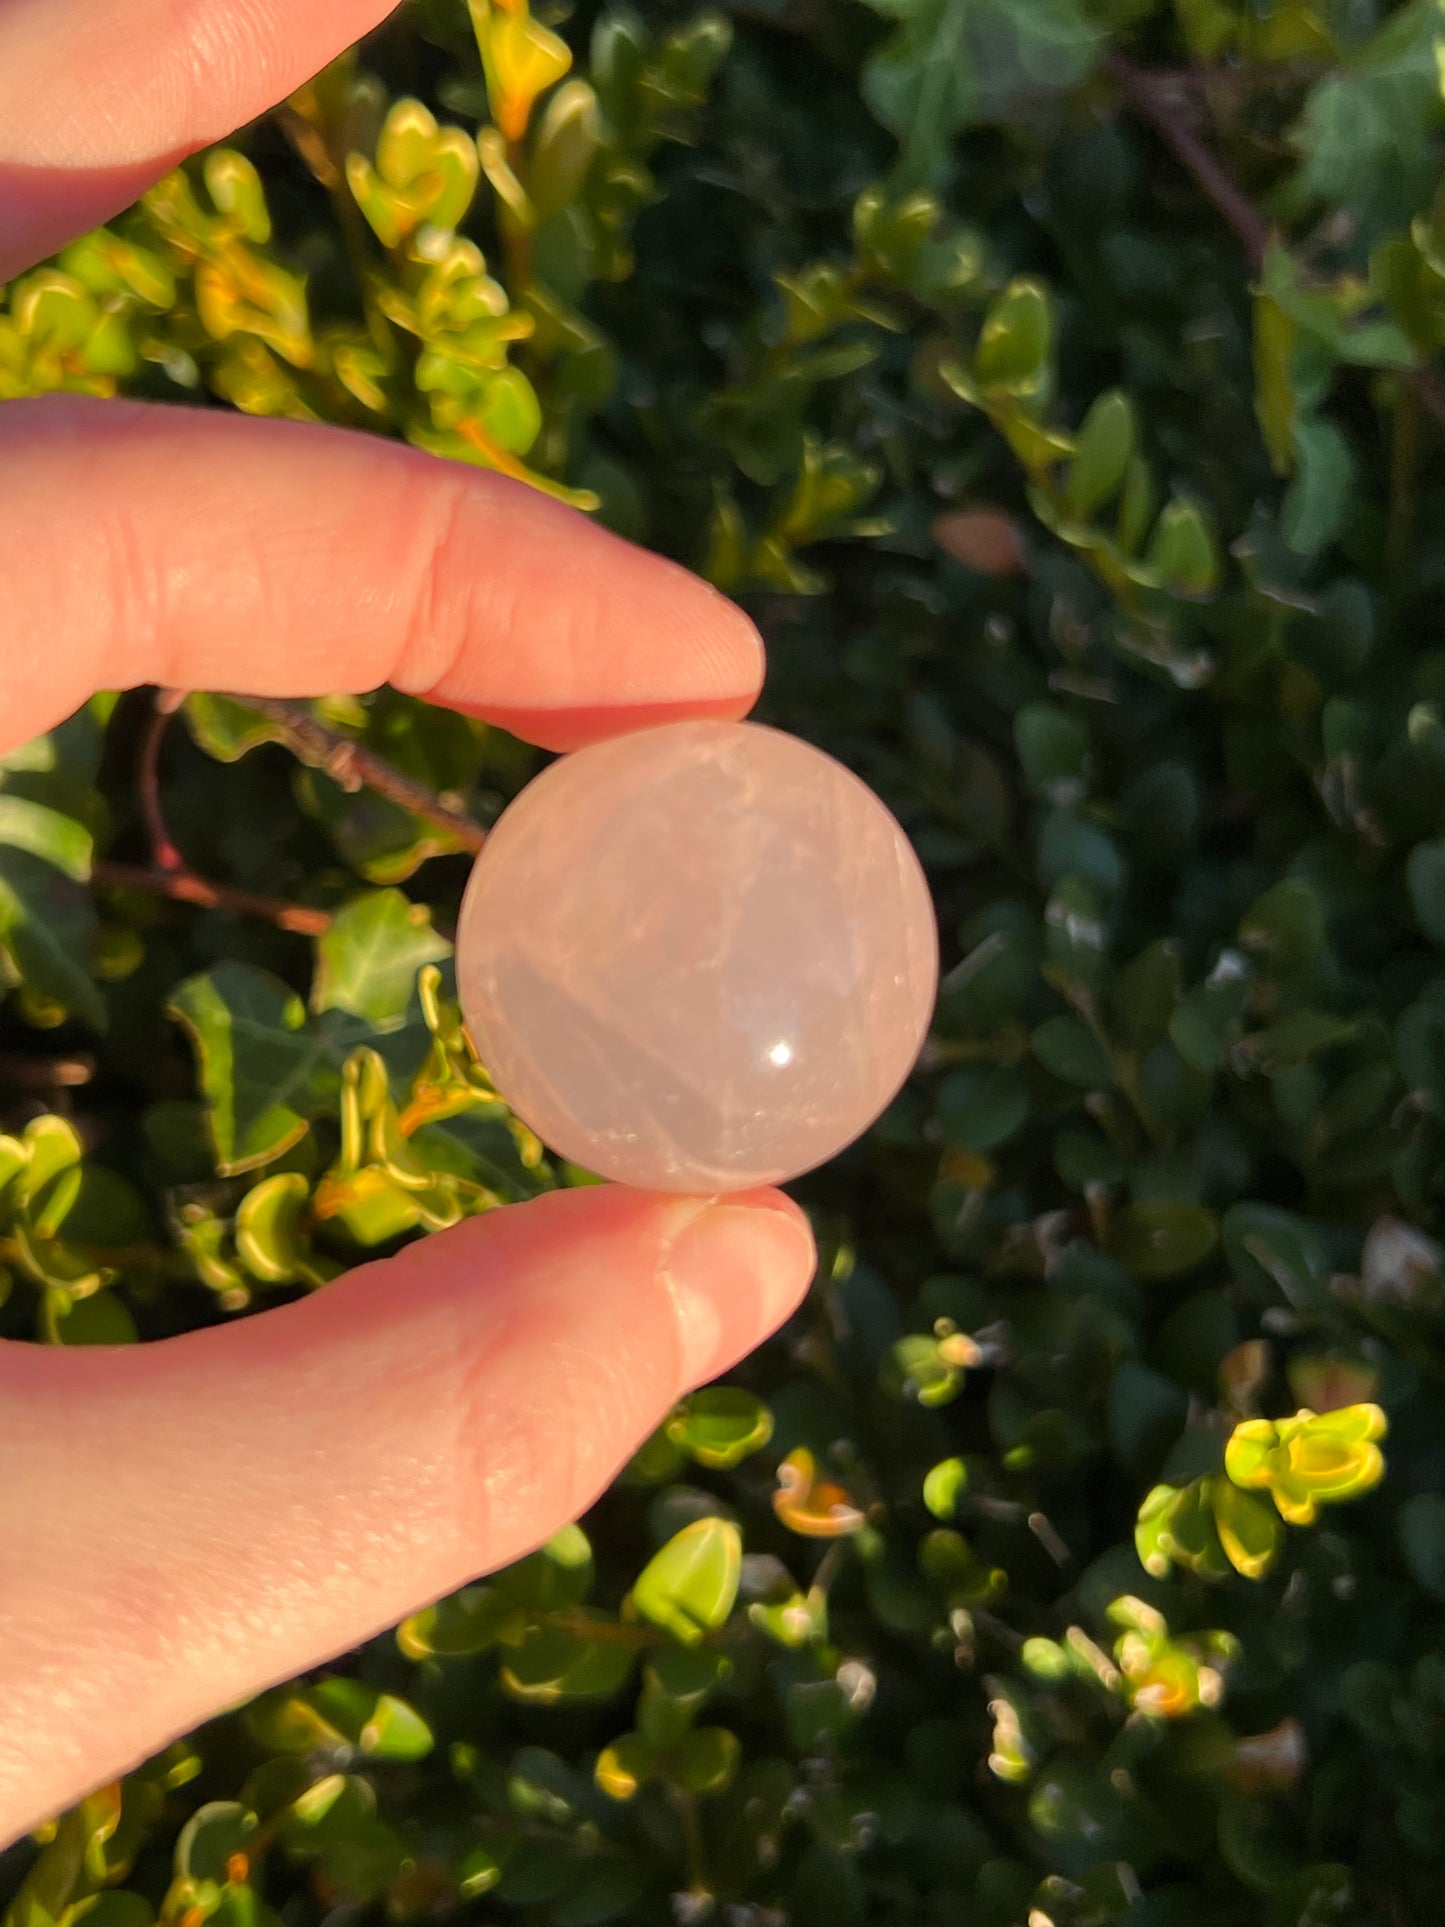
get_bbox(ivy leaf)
[1288,0,1445,229]
[0,795,93,880]
[312,890,452,1030]
[181,694,289,763]
[0,848,105,1028]
[860,0,1100,184]
[168,963,428,1175]
[167,967,320,1174]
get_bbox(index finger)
[0,0,401,278]
[0,396,763,757]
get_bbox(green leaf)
[501,1624,637,1703]
[632,1518,742,1645]
[1235,1008,1357,1071]
[1014,703,1090,801]
[312,890,452,1030]
[595,1734,655,1800]
[1399,1492,1445,1600]
[1211,1477,1282,1580]
[937,1065,1030,1151]
[1107,1360,1188,1473]
[305,1681,433,1760]
[530,80,603,218]
[666,1388,774,1468]
[0,796,92,880]
[40,1290,139,1346]
[1066,391,1135,518]
[397,1584,514,1659]
[1288,0,1445,226]
[1408,840,1445,944]
[674,1726,740,1795]
[168,964,427,1175]
[0,849,104,1029]
[234,1172,314,1285]
[1108,1201,1220,1279]
[1254,268,1298,476]
[860,0,1099,185]
[1031,1013,1112,1086]
[1144,500,1219,597]
[496,1525,595,1612]
[974,278,1054,396]
[181,694,288,763]
[174,1803,257,1884]
[1282,415,1354,556]
[477,367,544,457]
[71,1896,155,1927]
[167,967,316,1175]
[922,1456,968,1519]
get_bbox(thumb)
[0,1185,814,1842]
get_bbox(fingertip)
[401,506,767,748]
[458,691,757,753]
[661,1188,816,1389]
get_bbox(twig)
[0,1053,94,1091]
[1105,54,1271,272]
[93,859,332,937]
[213,694,488,856]
[1410,369,1445,433]
[138,689,186,872]
[1108,56,1445,437]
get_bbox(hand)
[0,0,816,1845]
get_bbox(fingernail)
[662,1193,816,1387]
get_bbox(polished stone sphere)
[456,720,938,1193]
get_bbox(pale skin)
[0,0,817,1844]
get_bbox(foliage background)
[4,0,1445,1921]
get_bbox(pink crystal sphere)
[456,719,938,1193]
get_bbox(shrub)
[5,0,1445,1922]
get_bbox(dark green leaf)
[311,890,451,1029]
[1108,1201,1219,1279]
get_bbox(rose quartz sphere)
[456,719,937,1193]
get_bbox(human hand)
[0,0,816,1845]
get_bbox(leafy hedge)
[5,0,1445,1922]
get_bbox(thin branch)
[0,1053,94,1091]
[207,693,489,857]
[93,859,332,936]
[1109,56,1445,436]
[1410,369,1445,433]
[1105,54,1271,272]
[138,689,186,872]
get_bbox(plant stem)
[206,694,489,856]
[1388,379,1421,594]
[93,859,332,937]
[138,690,186,872]
[1106,56,1271,272]
[0,1053,94,1091]
[668,1786,710,1896]
[1410,368,1445,433]
[1109,56,1445,443]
